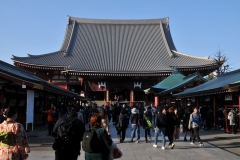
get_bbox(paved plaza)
[27,123,240,160]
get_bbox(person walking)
[0,106,30,160]
[99,109,110,135]
[143,111,152,143]
[77,108,84,123]
[130,107,140,143]
[173,108,180,140]
[53,111,86,160]
[166,107,177,149]
[183,108,192,141]
[228,107,237,134]
[42,104,54,136]
[115,111,128,143]
[85,114,113,160]
[153,108,167,149]
[188,106,203,146]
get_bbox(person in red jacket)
[43,104,54,135]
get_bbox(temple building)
[12,16,220,106]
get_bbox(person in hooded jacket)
[166,107,177,149]
[130,107,140,143]
[188,106,203,146]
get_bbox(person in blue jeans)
[130,107,140,143]
[153,108,167,149]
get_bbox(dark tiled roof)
[12,16,216,73]
[0,60,77,97]
[173,69,240,97]
[156,72,206,95]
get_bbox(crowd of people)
[0,101,239,160]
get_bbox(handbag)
[192,114,204,125]
[138,118,142,126]
[115,116,122,129]
[108,141,123,160]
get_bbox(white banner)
[26,90,34,124]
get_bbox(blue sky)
[1,0,240,70]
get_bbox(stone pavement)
[26,123,240,160]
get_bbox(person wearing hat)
[130,107,141,143]
[0,106,30,159]
[0,102,6,123]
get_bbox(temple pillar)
[238,93,240,131]
[168,97,171,107]
[213,95,217,127]
[154,96,159,107]
[182,98,186,108]
[130,91,134,107]
[0,86,6,107]
[105,90,109,107]
[196,96,199,108]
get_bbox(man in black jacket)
[153,108,167,149]
[53,111,86,160]
[116,111,128,143]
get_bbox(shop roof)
[173,69,240,97]
[156,72,206,95]
[0,60,77,97]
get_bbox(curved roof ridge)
[68,15,169,25]
[160,21,173,58]
[65,20,76,56]
[12,50,63,59]
[172,50,211,60]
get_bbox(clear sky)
[1,0,240,70]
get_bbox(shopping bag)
[108,141,123,160]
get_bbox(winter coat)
[85,128,112,160]
[130,113,140,125]
[228,110,236,125]
[188,112,201,129]
[155,113,167,128]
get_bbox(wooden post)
[105,90,109,106]
[213,95,217,127]
[154,96,159,107]
[0,89,5,107]
[196,97,199,108]
[238,94,240,131]
[182,98,186,108]
[130,91,134,107]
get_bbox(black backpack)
[57,117,78,141]
[82,128,101,152]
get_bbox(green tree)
[214,49,230,75]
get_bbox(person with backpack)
[115,111,128,143]
[84,114,113,160]
[0,106,30,160]
[130,107,140,143]
[52,111,85,160]
[143,111,152,143]
[188,106,203,146]
[153,108,167,149]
